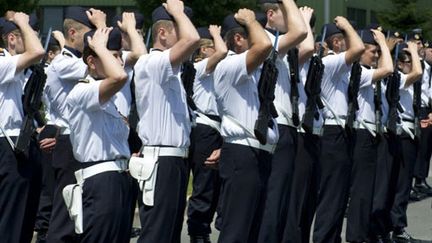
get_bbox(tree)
[0,0,39,17]
[376,0,432,39]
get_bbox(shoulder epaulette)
[0,48,5,57]
[62,51,73,58]
[78,79,90,84]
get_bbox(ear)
[68,28,76,41]
[234,33,243,46]
[158,27,166,41]
[86,55,96,70]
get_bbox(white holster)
[129,146,189,206]
[129,147,160,206]
[62,184,83,234]
[62,160,127,234]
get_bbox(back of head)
[151,5,193,45]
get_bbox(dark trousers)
[187,124,223,236]
[391,131,418,230]
[0,137,42,243]
[47,135,80,243]
[138,156,188,243]
[346,129,378,242]
[217,143,272,243]
[283,132,321,243]
[313,125,353,243]
[258,125,297,243]
[80,170,133,243]
[35,151,55,234]
[414,125,432,180]
[371,132,402,237]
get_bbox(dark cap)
[366,23,384,33]
[258,0,282,3]
[47,34,60,46]
[83,28,122,51]
[112,12,145,30]
[406,29,422,41]
[0,13,39,36]
[322,23,342,40]
[197,27,211,39]
[64,6,95,29]
[387,30,403,39]
[358,29,377,45]
[151,6,193,23]
[222,12,267,34]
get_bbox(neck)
[153,42,168,52]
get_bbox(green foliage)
[376,0,432,39]
[0,0,39,17]
[134,0,258,28]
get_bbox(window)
[347,7,367,29]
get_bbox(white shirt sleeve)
[0,55,21,85]
[51,56,87,81]
[67,82,101,112]
[322,52,351,84]
[399,72,408,90]
[194,58,210,80]
[359,67,374,89]
[223,51,250,86]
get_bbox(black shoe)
[392,229,415,243]
[414,180,432,196]
[130,227,141,238]
[375,234,395,243]
[409,189,424,202]
[35,231,47,243]
[190,235,211,243]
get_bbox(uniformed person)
[65,27,132,242]
[412,37,432,198]
[283,7,322,243]
[312,18,365,243]
[0,12,45,243]
[345,29,394,243]
[213,8,276,243]
[256,1,307,242]
[133,0,199,242]
[391,41,423,242]
[34,32,63,243]
[44,6,105,243]
[186,25,227,243]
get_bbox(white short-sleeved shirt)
[66,75,130,163]
[213,50,279,144]
[298,60,324,128]
[134,49,191,147]
[0,50,26,136]
[421,60,431,107]
[113,51,133,117]
[265,30,293,121]
[321,51,352,119]
[356,66,375,122]
[399,72,415,120]
[44,47,87,131]
[192,58,219,116]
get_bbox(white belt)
[59,127,71,135]
[354,120,377,137]
[275,115,296,128]
[298,126,323,136]
[63,159,127,235]
[400,121,415,139]
[195,114,221,133]
[225,137,276,154]
[75,159,128,185]
[324,118,346,127]
[141,146,188,158]
[0,128,20,137]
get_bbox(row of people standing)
[1,0,432,243]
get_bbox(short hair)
[2,29,21,46]
[151,20,174,43]
[193,38,213,62]
[63,18,87,39]
[224,27,247,52]
[260,3,279,13]
[325,33,344,51]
